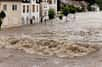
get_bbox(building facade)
[21,0,40,24]
[0,0,22,28]
[0,0,57,28]
[40,0,57,22]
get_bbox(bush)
[86,0,96,6]
[87,5,93,11]
[62,5,80,15]
[76,7,83,12]
[68,5,76,14]
[96,0,102,10]
[62,6,70,16]
[48,8,56,20]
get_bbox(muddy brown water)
[0,13,102,66]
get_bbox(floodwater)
[0,12,102,67]
[1,12,102,44]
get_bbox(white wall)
[40,0,57,21]
[0,2,22,28]
[21,2,40,24]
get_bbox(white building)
[0,0,22,28]
[0,0,57,28]
[22,0,40,24]
[40,0,57,22]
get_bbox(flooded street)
[1,12,102,44]
[0,12,102,67]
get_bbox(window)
[48,0,52,4]
[32,5,35,12]
[27,5,29,13]
[3,4,7,10]
[37,5,39,12]
[12,4,17,11]
[22,0,30,3]
[36,0,40,3]
[23,5,25,13]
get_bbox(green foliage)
[86,0,96,6]
[0,11,6,19]
[62,5,81,16]
[96,0,102,10]
[87,5,97,11]
[76,7,83,12]
[86,0,102,10]
[62,6,70,16]
[48,8,56,20]
[87,5,93,11]
[69,5,76,14]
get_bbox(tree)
[62,6,70,22]
[48,8,56,20]
[85,0,96,6]
[62,5,77,22]
[62,6,69,16]
[48,8,56,24]
[68,5,77,21]
[96,0,102,10]
[0,11,6,29]
[76,7,83,12]
[68,5,76,14]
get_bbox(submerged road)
[0,12,102,67]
